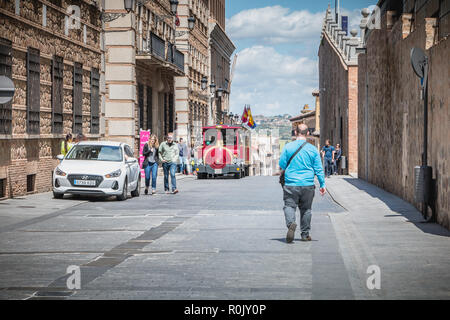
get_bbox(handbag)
[279,141,308,187]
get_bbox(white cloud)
[229,46,318,117]
[226,6,365,116]
[226,6,324,45]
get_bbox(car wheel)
[131,175,140,197]
[117,177,128,201]
[53,191,64,199]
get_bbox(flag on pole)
[241,105,248,124]
[247,106,256,129]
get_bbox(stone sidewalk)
[325,175,450,299]
[0,174,195,231]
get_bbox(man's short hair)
[296,124,309,136]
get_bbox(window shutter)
[90,68,99,134]
[52,55,64,134]
[73,62,83,134]
[0,38,12,135]
[27,47,40,135]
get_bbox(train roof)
[202,124,248,130]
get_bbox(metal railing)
[150,32,165,60]
[167,43,174,63]
[174,49,184,72]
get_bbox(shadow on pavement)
[343,178,450,237]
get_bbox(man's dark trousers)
[324,158,333,177]
[283,185,315,238]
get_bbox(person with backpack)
[279,123,326,243]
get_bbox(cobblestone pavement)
[0,175,448,300]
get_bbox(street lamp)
[169,0,179,15]
[188,16,196,30]
[216,87,223,98]
[201,77,208,91]
[175,16,196,37]
[209,82,216,94]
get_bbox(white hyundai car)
[53,141,141,201]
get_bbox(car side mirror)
[56,154,64,160]
[126,157,137,164]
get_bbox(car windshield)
[65,145,123,162]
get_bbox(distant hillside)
[254,114,292,140]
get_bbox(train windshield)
[204,129,238,146]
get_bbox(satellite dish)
[410,47,428,79]
[0,75,15,104]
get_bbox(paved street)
[0,175,449,300]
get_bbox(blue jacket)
[279,139,326,188]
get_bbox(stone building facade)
[175,0,210,147]
[209,2,235,125]
[357,0,449,228]
[290,104,319,148]
[0,0,104,199]
[318,6,360,175]
[104,0,184,152]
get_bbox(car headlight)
[105,169,121,178]
[55,167,66,176]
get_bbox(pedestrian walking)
[142,134,160,195]
[178,138,189,175]
[279,124,326,243]
[321,139,335,178]
[333,144,342,175]
[60,133,73,157]
[159,132,179,194]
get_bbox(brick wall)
[0,0,103,199]
[358,8,450,229]
[318,34,358,174]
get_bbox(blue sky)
[225,0,377,117]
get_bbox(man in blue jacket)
[279,124,326,243]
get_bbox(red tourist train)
[195,125,251,179]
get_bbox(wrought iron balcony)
[150,32,165,60]
[167,43,174,64]
[174,49,184,72]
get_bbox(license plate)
[215,169,222,174]
[74,180,96,186]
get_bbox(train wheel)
[197,173,206,180]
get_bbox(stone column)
[347,29,360,64]
[104,0,137,149]
[360,8,370,46]
[175,0,190,142]
[338,31,346,51]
